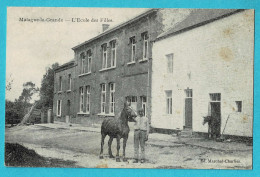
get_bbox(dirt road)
[5,124,252,169]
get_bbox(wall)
[152,10,254,136]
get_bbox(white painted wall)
[151,10,254,137]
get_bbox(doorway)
[209,93,221,137]
[184,89,192,128]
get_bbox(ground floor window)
[141,96,147,116]
[109,83,115,114]
[101,84,106,113]
[126,96,137,112]
[57,100,62,116]
[86,86,90,113]
[165,91,172,114]
[80,87,84,112]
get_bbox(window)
[109,83,115,114]
[142,32,148,60]
[57,100,62,116]
[87,50,92,73]
[130,36,136,62]
[59,76,62,91]
[235,101,242,112]
[165,91,172,114]
[126,96,137,112]
[110,40,116,67]
[68,74,72,90]
[86,86,90,113]
[209,93,221,102]
[101,84,106,113]
[80,87,84,112]
[102,44,107,69]
[141,96,147,117]
[166,54,173,73]
[80,52,86,74]
[185,89,192,98]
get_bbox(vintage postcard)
[5,7,254,169]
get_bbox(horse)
[203,116,221,139]
[99,103,137,162]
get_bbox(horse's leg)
[108,136,114,158]
[123,136,128,162]
[116,136,121,162]
[99,133,106,159]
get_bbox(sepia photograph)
[5,7,254,169]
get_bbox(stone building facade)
[151,9,254,137]
[53,8,192,125]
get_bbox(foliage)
[5,81,39,124]
[38,63,59,110]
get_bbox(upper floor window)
[166,54,173,73]
[102,44,107,69]
[130,36,136,62]
[101,84,106,113]
[110,40,116,67]
[142,32,148,60]
[86,50,92,73]
[59,76,62,91]
[165,90,172,114]
[109,83,115,114]
[80,52,86,74]
[68,74,72,91]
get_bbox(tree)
[39,63,59,110]
[18,82,39,104]
[5,81,39,124]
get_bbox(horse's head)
[203,116,211,125]
[124,103,137,122]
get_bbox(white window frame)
[80,53,86,74]
[101,84,106,113]
[130,36,136,62]
[127,96,137,112]
[57,100,62,116]
[166,53,173,73]
[141,96,147,117]
[87,50,92,73]
[109,83,115,114]
[110,41,116,67]
[102,44,107,69]
[142,32,148,60]
[59,76,62,91]
[86,86,90,113]
[68,74,72,91]
[209,93,221,102]
[80,87,84,112]
[165,91,172,114]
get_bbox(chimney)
[102,24,110,32]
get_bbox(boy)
[133,108,149,163]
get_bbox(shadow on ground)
[5,143,79,168]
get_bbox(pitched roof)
[156,9,243,41]
[72,8,158,50]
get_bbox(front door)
[185,89,192,128]
[210,102,221,136]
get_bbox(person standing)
[133,108,149,163]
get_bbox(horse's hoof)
[116,158,120,162]
[123,158,127,162]
[99,155,104,159]
[109,155,115,158]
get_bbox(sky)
[6,7,147,101]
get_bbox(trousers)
[134,129,147,160]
